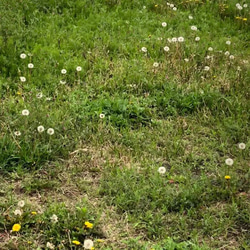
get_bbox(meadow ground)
[0,0,249,249]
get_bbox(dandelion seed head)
[172,37,177,42]
[46,242,55,250]
[18,200,25,207]
[36,92,43,99]
[204,66,210,71]
[238,143,246,150]
[61,69,67,74]
[14,209,22,216]
[229,55,235,60]
[50,214,58,223]
[37,126,45,133]
[208,47,213,51]
[225,51,230,56]
[141,47,147,52]
[162,22,167,27]
[20,77,26,82]
[47,128,55,135]
[28,63,34,69]
[22,109,30,116]
[225,158,234,166]
[195,36,200,41]
[99,113,105,119]
[184,58,189,62]
[20,53,27,59]
[191,25,197,31]
[243,4,247,8]
[173,7,177,11]
[158,166,166,174]
[60,80,66,85]
[189,15,193,20]
[164,46,170,52]
[76,66,82,71]
[14,131,21,136]
[153,62,159,67]
[83,239,94,249]
[178,37,184,42]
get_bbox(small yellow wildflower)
[96,239,105,243]
[91,247,95,250]
[12,223,21,232]
[225,175,231,180]
[85,221,93,229]
[155,4,158,7]
[27,241,32,244]
[72,240,81,245]
[17,91,22,95]
[235,16,241,19]
[31,211,37,215]
[243,18,247,21]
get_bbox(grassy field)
[0,0,249,249]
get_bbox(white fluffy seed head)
[225,158,234,166]
[22,109,30,116]
[37,126,45,133]
[238,143,246,150]
[83,239,94,249]
[47,128,54,135]
[158,167,166,174]
[61,69,67,74]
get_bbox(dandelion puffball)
[47,128,55,135]
[162,22,167,27]
[153,62,159,67]
[226,41,231,45]
[208,47,213,51]
[14,131,21,136]
[83,239,94,249]
[164,46,170,52]
[37,126,45,133]
[20,77,26,82]
[20,53,27,59]
[204,66,210,71]
[18,200,25,207]
[141,47,147,52]
[22,109,30,116]
[158,167,166,174]
[191,25,197,31]
[14,209,22,216]
[36,93,43,99]
[195,37,200,41]
[76,66,82,71]
[28,63,34,68]
[99,113,105,119]
[225,158,234,166]
[50,214,58,223]
[178,37,184,42]
[61,69,67,74]
[238,143,246,150]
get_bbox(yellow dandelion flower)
[31,211,37,215]
[91,247,95,250]
[72,240,81,245]
[155,4,158,7]
[85,221,94,229]
[12,224,21,232]
[243,18,247,21]
[235,16,241,19]
[17,91,22,95]
[225,175,231,180]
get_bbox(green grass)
[0,0,249,249]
